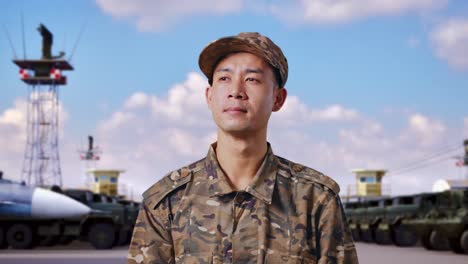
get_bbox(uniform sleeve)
[127,200,175,264]
[316,194,359,264]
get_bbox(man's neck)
[215,130,268,191]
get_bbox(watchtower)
[351,169,387,197]
[12,24,73,186]
[88,169,125,196]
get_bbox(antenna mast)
[13,24,73,187]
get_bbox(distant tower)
[350,169,388,197]
[88,169,125,196]
[13,24,73,186]
[463,139,468,179]
[78,135,101,188]
[454,139,468,179]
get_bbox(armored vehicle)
[404,188,468,254]
[60,188,137,249]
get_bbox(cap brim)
[198,37,267,82]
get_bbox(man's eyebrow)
[215,67,232,73]
[245,68,264,74]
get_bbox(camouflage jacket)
[127,143,358,264]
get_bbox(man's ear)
[205,86,212,109]
[272,87,287,112]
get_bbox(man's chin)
[219,126,252,136]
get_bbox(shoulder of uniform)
[275,156,340,195]
[142,158,205,209]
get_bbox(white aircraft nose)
[31,188,91,218]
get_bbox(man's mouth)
[224,107,247,113]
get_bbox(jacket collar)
[204,142,278,204]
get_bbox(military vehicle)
[0,173,91,249]
[58,188,138,249]
[344,188,468,254]
[404,189,468,254]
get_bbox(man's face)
[205,52,287,136]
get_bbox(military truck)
[0,180,90,249]
[404,189,468,254]
[60,188,138,249]
[384,194,431,247]
[344,188,468,254]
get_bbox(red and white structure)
[13,62,73,187]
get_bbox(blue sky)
[1,0,467,198]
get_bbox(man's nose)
[228,78,247,99]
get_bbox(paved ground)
[0,242,466,264]
[355,242,467,264]
[0,242,127,264]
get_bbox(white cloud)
[96,0,244,31]
[96,0,447,31]
[271,0,447,25]
[309,104,359,121]
[92,73,215,197]
[124,92,150,109]
[272,97,360,127]
[431,18,468,71]
[406,113,446,146]
[150,72,210,124]
[0,99,27,155]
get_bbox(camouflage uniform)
[128,143,359,264]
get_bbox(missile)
[0,178,90,218]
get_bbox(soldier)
[127,32,359,264]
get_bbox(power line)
[388,143,461,175]
[2,24,18,59]
[21,10,27,59]
[387,155,453,177]
[68,18,88,62]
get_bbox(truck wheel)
[459,229,468,254]
[0,226,8,249]
[374,229,392,245]
[361,229,373,243]
[429,230,449,251]
[88,223,115,249]
[117,229,130,246]
[449,236,463,254]
[421,231,434,250]
[351,228,360,242]
[6,224,36,249]
[391,225,418,247]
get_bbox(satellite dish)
[432,179,450,192]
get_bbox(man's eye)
[219,76,229,81]
[246,77,259,83]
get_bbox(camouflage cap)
[198,32,288,87]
